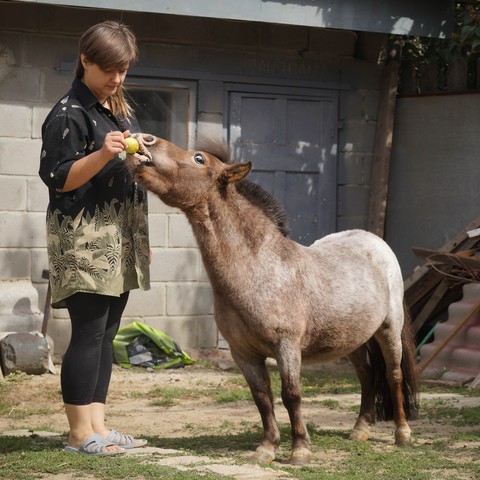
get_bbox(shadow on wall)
[262,0,453,38]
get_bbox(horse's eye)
[193,153,205,165]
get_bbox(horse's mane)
[196,139,290,237]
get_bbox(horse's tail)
[368,304,420,422]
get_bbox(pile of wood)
[404,214,480,340]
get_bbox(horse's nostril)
[142,134,156,145]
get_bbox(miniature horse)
[126,134,419,465]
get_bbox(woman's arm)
[61,130,130,192]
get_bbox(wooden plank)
[413,279,450,334]
[467,227,480,238]
[404,213,480,294]
[404,268,441,307]
[417,300,480,373]
[367,43,400,238]
[412,247,480,270]
[447,214,480,252]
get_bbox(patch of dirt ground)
[1,358,479,479]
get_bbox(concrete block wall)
[0,2,382,358]
[337,63,381,231]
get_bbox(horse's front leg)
[275,344,311,465]
[230,350,280,464]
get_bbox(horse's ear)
[219,162,252,184]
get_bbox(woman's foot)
[64,433,126,456]
[104,429,148,449]
[67,431,125,453]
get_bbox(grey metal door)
[227,85,338,245]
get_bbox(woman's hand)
[99,130,130,162]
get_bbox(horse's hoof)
[395,427,412,446]
[290,447,311,465]
[253,446,275,464]
[350,429,369,442]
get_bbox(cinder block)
[45,316,71,360]
[339,91,365,121]
[0,138,43,176]
[336,215,368,232]
[169,214,197,248]
[0,277,40,316]
[22,35,77,69]
[27,177,49,212]
[338,152,373,186]
[123,283,166,317]
[0,103,31,138]
[30,249,48,283]
[42,69,74,104]
[32,105,54,139]
[0,31,23,66]
[0,66,41,103]
[364,90,380,122]
[198,80,223,114]
[340,58,382,90]
[150,248,200,282]
[0,212,46,248]
[338,120,376,153]
[337,185,370,216]
[141,315,217,350]
[0,176,26,210]
[34,282,49,318]
[147,213,167,247]
[198,262,209,282]
[0,249,31,279]
[197,113,224,143]
[166,282,214,316]
[147,192,179,214]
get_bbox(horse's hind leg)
[347,345,375,442]
[375,324,413,446]
[230,350,280,464]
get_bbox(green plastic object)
[113,321,195,369]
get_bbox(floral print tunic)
[39,77,150,308]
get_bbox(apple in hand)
[124,137,139,154]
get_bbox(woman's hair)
[75,20,138,119]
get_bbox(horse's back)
[310,229,401,277]
[308,229,404,315]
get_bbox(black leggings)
[61,292,129,405]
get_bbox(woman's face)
[81,54,128,103]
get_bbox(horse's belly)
[301,311,385,362]
[215,313,276,359]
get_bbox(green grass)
[1,365,480,479]
[0,436,231,480]
[141,367,361,407]
[2,425,478,480]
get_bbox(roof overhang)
[13,0,454,38]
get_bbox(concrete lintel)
[14,0,454,38]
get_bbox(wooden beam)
[367,42,401,238]
[404,213,480,295]
[413,279,450,334]
[412,247,480,270]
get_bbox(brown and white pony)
[126,134,419,465]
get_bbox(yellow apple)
[124,137,139,154]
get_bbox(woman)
[39,20,150,456]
